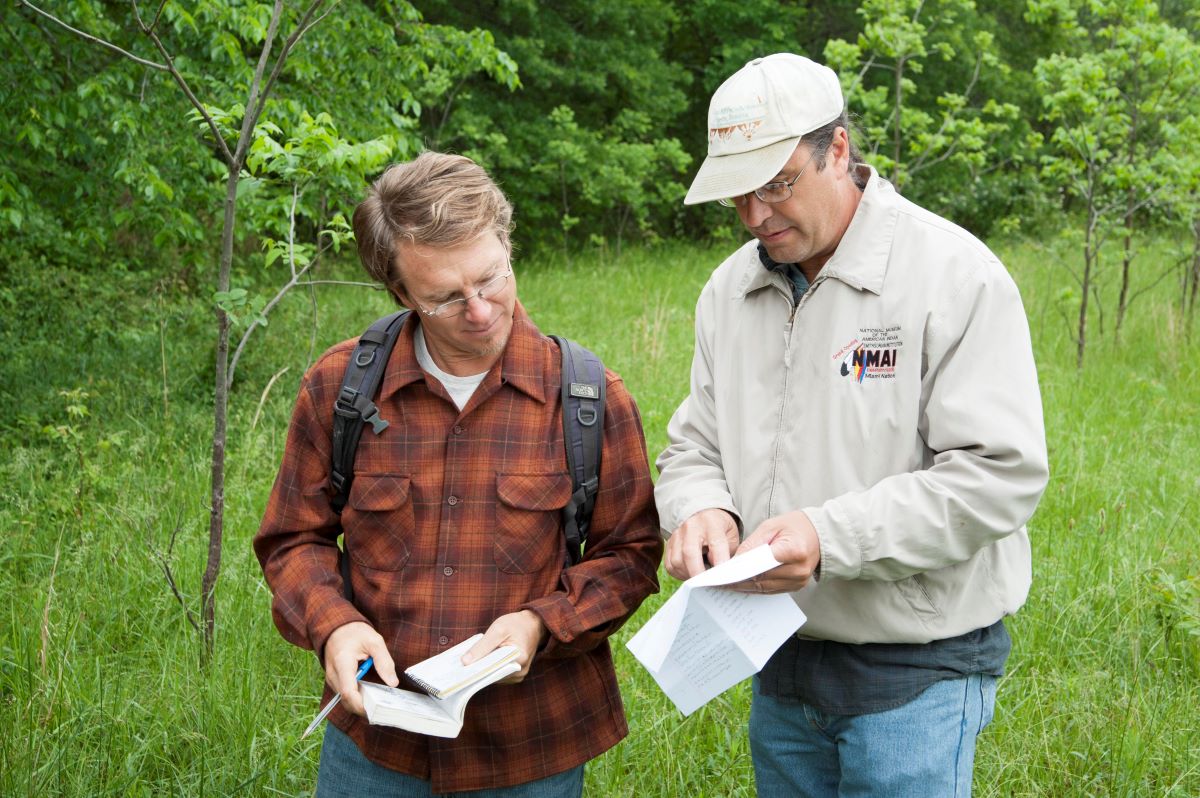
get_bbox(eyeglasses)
[718,148,821,208]
[415,269,512,318]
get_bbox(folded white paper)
[626,545,806,716]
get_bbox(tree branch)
[293,0,340,46]
[1128,258,1183,305]
[250,366,291,433]
[18,0,168,71]
[148,517,201,634]
[232,0,287,166]
[908,52,983,176]
[227,182,353,389]
[149,0,169,33]
[242,0,334,163]
[131,0,235,165]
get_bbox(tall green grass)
[1,236,1197,796]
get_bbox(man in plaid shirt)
[255,152,662,796]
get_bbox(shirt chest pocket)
[345,474,414,572]
[494,473,573,574]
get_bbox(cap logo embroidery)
[709,121,762,144]
[709,99,768,143]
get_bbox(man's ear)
[830,127,851,170]
[389,281,414,311]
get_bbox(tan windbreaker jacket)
[655,169,1049,644]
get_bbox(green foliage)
[414,0,694,251]
[2,0,516,279]
[1033,0,1200,362]
[1034,0,1200,221]
[824,0,1036,233]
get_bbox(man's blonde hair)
[352,152,514,294]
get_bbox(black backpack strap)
[330,310,410,513]
[331,310,409,603]
[550,336,606,566]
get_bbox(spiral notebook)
[358,634,519,738]
[404,634,519,698]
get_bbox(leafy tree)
[1033,0,1200,366]
[823,0,1029,233]
[9,0,516,657]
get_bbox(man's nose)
[463,292,491,321]
[739,195,773,228]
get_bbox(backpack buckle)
[361,405,389,434]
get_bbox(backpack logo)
[832,325,904,383]
[569,382,599,399]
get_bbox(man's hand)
[323,621,399,716]
[732,510,821,594]
[664,508,740,580]
[461,610,547,683]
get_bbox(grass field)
[1,234,1198,796]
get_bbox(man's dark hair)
[801,109,868,189]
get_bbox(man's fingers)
[462,628,503,666]
[664,532,694,580]
[333,650,363,696]
[323,623,396,717]
[667,508,740,580]
[681,533,710,579]
[731,564,811,594]
[736,531,765,553]
[704,531,734,567]
[736,517,780,554]
[367,639,399,688]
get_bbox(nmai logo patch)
[832,325,904,383]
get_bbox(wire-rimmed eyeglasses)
[416,269,512,318]
[718,148,821,208]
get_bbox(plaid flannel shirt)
[254,305,662,792]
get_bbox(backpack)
[328,310,606,604]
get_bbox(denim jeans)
[315,724,585,798]
[748,673,997,798]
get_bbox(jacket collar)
[736,165,896,299]
[379,301,547,404]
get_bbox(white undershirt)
[414,325,487,411]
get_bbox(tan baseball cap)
[684,54,844,205]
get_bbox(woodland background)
[2,1,1199,795]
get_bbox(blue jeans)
[749,673,997,798]
[315,724,585,798]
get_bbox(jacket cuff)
[804,498,863,580]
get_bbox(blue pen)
[302,656,374,738]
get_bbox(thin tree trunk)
[1115,115,1137,343]
[1187,216,1200,338]
[1078,204,1098,371]
[1115,219,1132,343]
[202,166,238,659]
[1078,243,1091,370]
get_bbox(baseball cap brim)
[683,135,801,206]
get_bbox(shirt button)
[443,566,455,577]
[439,635,449,646]
[447,495,459,506]
[452,425,465,435]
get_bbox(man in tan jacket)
[655,54,1048,797]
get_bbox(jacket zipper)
[767,275,826,516]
